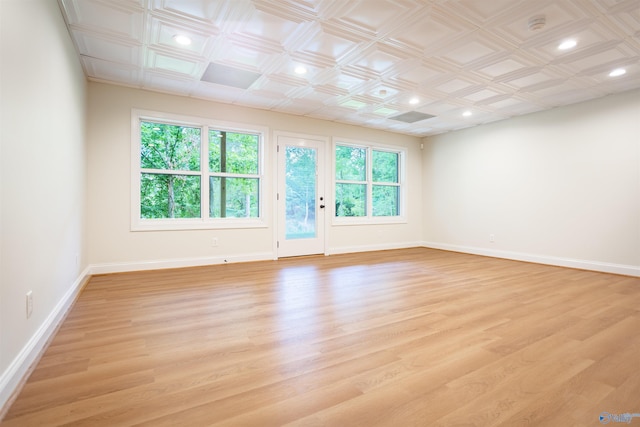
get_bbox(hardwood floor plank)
[138,381,363,427]
[494,372,614,426]
[1,248,638,426]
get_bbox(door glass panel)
[285,146,317,240]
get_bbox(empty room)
[1,0,639,426]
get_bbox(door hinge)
[277,241,279,248]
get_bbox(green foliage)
[372,185,399,216]
[141,174,200,218]
[372,150,398,183]
[139,122,261,220]
[209,131,259,174]
[335,145,366,217]
[335,146,400,217]
[285,146,317,237]
[140,122,200,171]
[335,183,366,217]
[335,145,366,181]
[140,122,201,219]
[372,150,399,216]
[209,177,259,218]
[208,130,260,218]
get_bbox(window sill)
[332,216,407,226]
[131,218,267,232]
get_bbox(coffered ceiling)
[58,0,640,136]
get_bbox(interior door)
[277,135,325,258]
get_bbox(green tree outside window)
[139,121,261,221]
[335,144,401,218]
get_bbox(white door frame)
[275,131,328,258]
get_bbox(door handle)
[319,205,325,209]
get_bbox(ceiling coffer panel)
[58,0,640,137]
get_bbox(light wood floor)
[2,248,639,426]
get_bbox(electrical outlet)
[211,237,219,247]
[26,291,33,318]
[489,234,495,243]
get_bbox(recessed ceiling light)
[609,68,626,77]
[409,97,420,105]
[294,66,307,75]
[558,39,577,50]
[173,35,192,46]
[462,110,472,117]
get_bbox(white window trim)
[332,137,407,226]
[131,109,268,231]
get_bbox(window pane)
[285,146,317,240]
[140,122,200,171]
[335,145,366,181]
[140,173,201,218]
[372,185,399,216]
[372,150,398,183]
[335,183,366,217]
[209,131,259,174]
[209,177,259,218]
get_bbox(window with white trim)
[334,140,405,223]
[132,110,266,230]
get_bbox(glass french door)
[277,135,325,257]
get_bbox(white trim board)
[422,241,640,277]
[327,241,423,256]
[89,251,276,275]
[0,267,91,419]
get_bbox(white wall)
[0,1,636,414]
[0,0,87,412]
[423,90,640,276]
[86,83,423,271]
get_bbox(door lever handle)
[319,205,325,209]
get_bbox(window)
[335,145,367,216]
[372,150,400,216]
[208,130,260,219]
[139,122,202,220]
[132,110,266,230]
[334,140,404,223]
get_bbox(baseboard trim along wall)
[327,241,423,256]
[0,267,92,419]
[90,244,427,275]
[422,241,640,277]
[89,251,276,275]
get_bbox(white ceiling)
[58,0,640,136]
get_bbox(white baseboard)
[422,241,640,277]
[0,266,92,418]
[327,241,423,256]
[89,251,276,275]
